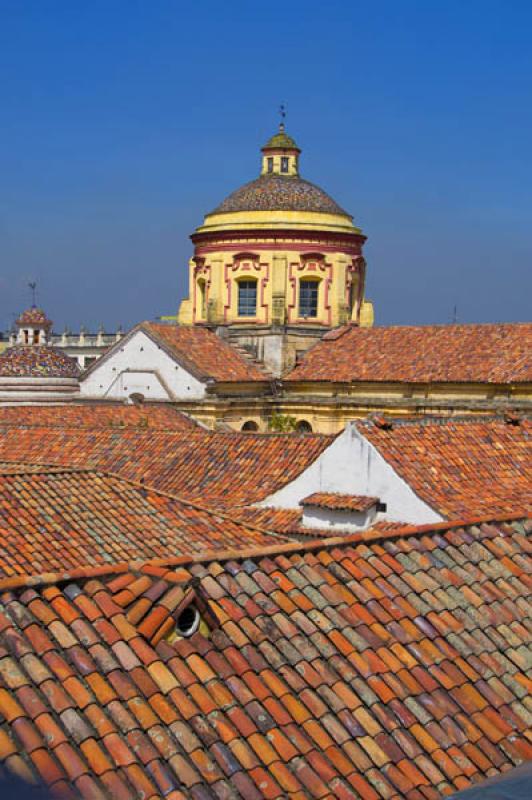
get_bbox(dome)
[262,129,300,152]
[16,306,52,330]
[0,346,80,378]
[210,174,351,217]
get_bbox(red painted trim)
[194,241,363,257]
[192,229,365,248]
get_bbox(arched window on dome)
[299,278,320,319]
[237,279,257,317]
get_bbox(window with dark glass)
[238,280,257,316]
[299,279,319,318]
[267,157,274,173]
[280,156,289,173]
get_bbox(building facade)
[177,124,374,375]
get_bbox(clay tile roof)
[234,506,406,539]
[0,467,289,577]
[0,515,529,798]
[0,346,80,378]
[211,174,351,216]
[287,323,532,384]
[0,402,198,431]
[301,492,379,512]
[0,427,333,507]
[359,415,532,518]
[15,306,52,329]
[142,322,267,382]
[262,127,300,151]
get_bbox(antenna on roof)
[28,281,37,307]
[279,103,286,132]
[452,304,458,324]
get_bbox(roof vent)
[373,415,393,430]
[504,411,521,426]
[176,605,200,638]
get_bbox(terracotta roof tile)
[0,515,529,798]
[359,416,532,518]
[287,323,532,383]
[0,346,80,378]
[301,493,379,512]
[15,307,53,329]
[0,467,290,577]
[235,506,407,539]
[142,322,267,382]
[0,402,198,430]
[0,426,332,507]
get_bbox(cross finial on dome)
[279,103,286,133]
[28,281,37,307]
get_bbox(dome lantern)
[14,306,53,346]
[260,123,301,177]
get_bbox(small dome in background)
[0,304,81,403]
[0,346,80,378]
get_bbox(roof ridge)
[358,412,530,430]
[0,465,91,477]
[91,470,295,542]
[0,511,526,593]
[0,464,294,544]
[356,321,532,330]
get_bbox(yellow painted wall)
[172,379,532,434]
[178,207,369,329]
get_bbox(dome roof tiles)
[262,130,300,151]
[0,345,80,378]
[211,174,351,216]
[16,306,52,329]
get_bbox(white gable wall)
[261,423,442,525]
[301,505,378,533]
[80,330,206,401]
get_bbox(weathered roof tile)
[287,323,532,384]
[0,516,529,798]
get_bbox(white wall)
[80,330,206,401]
[301,505,377,533]
[261,423,442,525]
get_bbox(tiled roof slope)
[0,468,288,577]
[142,323,267,382]
[301,493,379,512]
[0,346,80,378]
[16,307,53,329]
[0,403,198,431]
[235,507,408,539]
[286,323,532,383]
[211,174,350,216]
[360,416,532,519]
[0,517,529,799]
[0,428,332,507]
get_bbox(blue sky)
[1,0,530,332]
